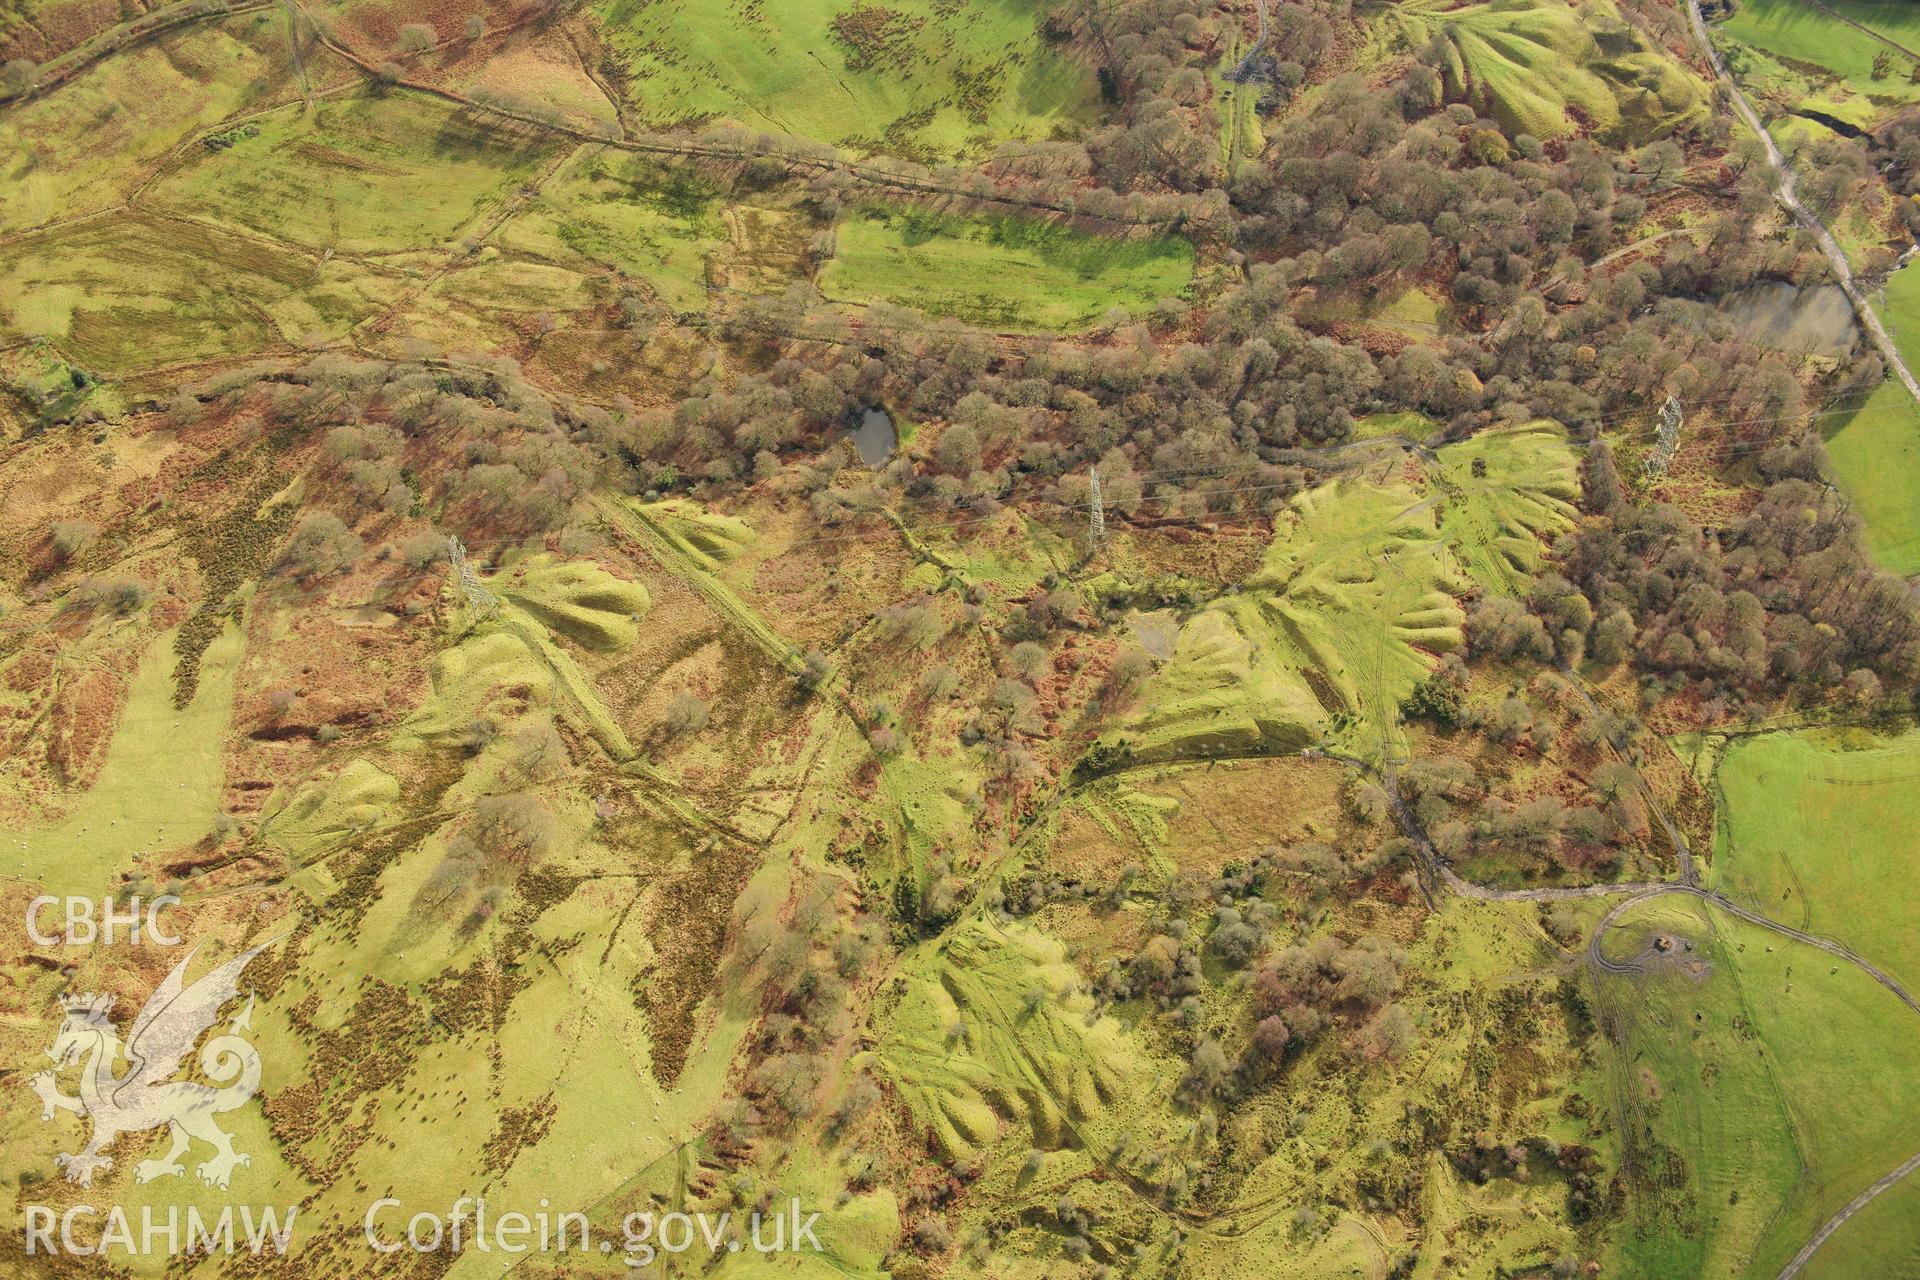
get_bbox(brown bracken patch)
[635,832,758,1086]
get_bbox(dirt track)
[1380,754,1920,1279]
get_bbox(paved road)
[1677,18,1920,1264]
[1686,0,1920,404]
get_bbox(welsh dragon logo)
[29,942,271,1190]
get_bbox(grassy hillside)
[1718,0,1920,120]
[1709,726,1920,994]
[1375,0,1710,142]
[149,90,560,254]
[1825,267,1920,574]
[492,149,730,312]
[1246,475,1470,753]
[1800,1168,1920,1278]
[3,621,245,896]
[593,0,1100,158]
[820,206,1195,331]
[1597,895,1920,1278]
[0,11,326,236]
[1116,423,1576,764]
[0,214,404,372]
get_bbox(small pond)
[1716,281,1858,359]
[846,406,896,467]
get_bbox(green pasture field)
[1371,286,1446,332]
[819,205,1194,332]
[1800,1165,1920,1279]
[147,88,558,254]
[593,0,1099,157]
[1824,269,1920,575]
[1718,0,1920,110]
[1596,895,1920,1278]
[1298,286,1447,338]
[492,148,728,312]
[1709,726,1920,995]
[1875,257,1920,356]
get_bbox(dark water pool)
[847,407,896,466]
